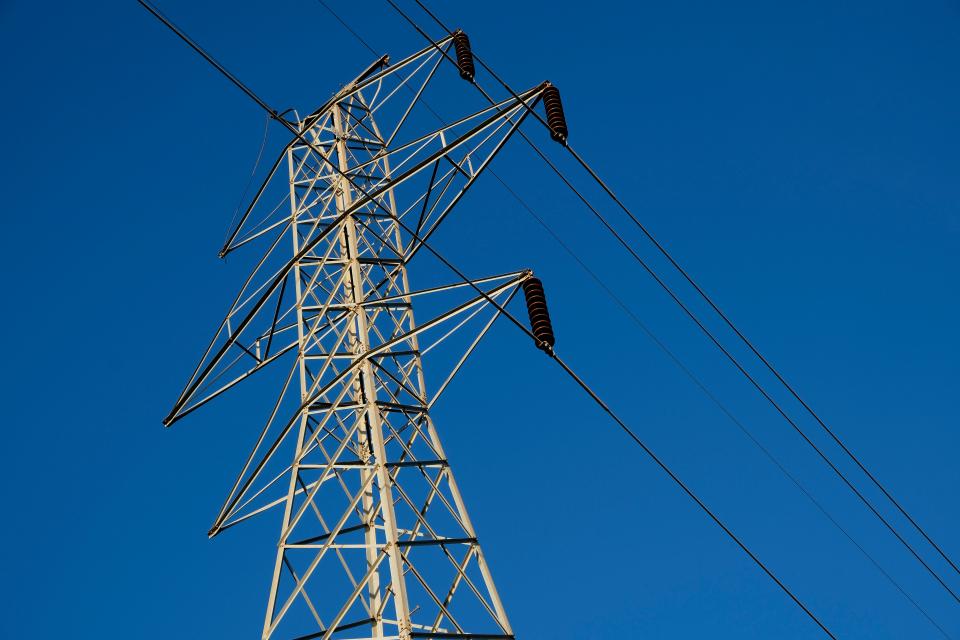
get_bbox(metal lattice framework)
[166,37,550,640]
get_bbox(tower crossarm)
[164,83,548,428]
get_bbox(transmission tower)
[164,33,562,640]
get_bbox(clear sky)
[1,0,958,638]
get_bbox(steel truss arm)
[208,273,529,536]
[165,86,545,426]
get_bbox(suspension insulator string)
[522,276,555,352]
[452,30,475,80]
[542,84,568,143]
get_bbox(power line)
[297,7,951,632]
[404,230,843,638]
[395,0,960,604]
[317,0,951,638]
[564,133,960,583]
[316,0,379,57]
[409,0,960,585]
[559,134,960,582]
[138,0,285,122]
[552,354,843,635]
[490,176,953,637]
[385,169,842,640]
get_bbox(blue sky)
[1,0,958,638]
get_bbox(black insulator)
[542,85,568,142]
[522,277,556,352]
[452,31,475,81]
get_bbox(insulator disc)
[522,277,556,352]
[542,85,568,142]
[453,32,475,81]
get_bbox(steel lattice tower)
[164,36,552,640]
[142,5,954,639]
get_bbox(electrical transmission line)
[306,2,953,636]
[391,0,960,605]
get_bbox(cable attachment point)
[452,30,475,80]
[522,276,556,353]
[542,83,568,143]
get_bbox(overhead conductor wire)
[304,2,953,635]
[138,2,838,637]
[393,0,960,605]
[310,2,950,635]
